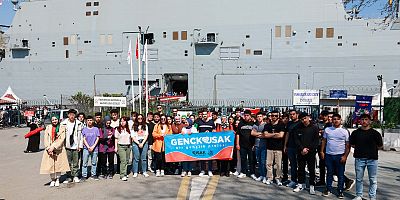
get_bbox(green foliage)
[69,92,94,114]
[384,97,400,125]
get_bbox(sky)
[0,0,390,30]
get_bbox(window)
[275,26,281,37]
[86,2,91,6]
[338,35,343,39]
[285,25,292,37]
[107,34,113,45]
[246,49,251,55]
[86,11,91,16]
[52,41,55,47]
[246,35,250,38]
[254,50,262,55]
[65,50,69,58]
[220,47,240,60]
[353,43,357,46]
[94,2,99,6]
[181,31,187,40]
[100,34,105,45]
[397,41,400,45]
[22,40,29,47]
[163,32,167,38]
[93,11,99,16]
[326,28,334,38]
[184,50,188,56]
[207,33,216,42]
[70,34,76,45]
[316,28,323,38]
[173,31,178,40]
[141,33,154,44]
[84,40,89,44]
[63,37,68,45]
[338,43,342,46]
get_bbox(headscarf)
[186,118,193,129]
[51,114,60,142]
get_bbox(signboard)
[293,90,320,106]
[94,96,127,107]
[353,95,373,123]
[164,131,235,162]
[24,110,35,117]
[329,90,348,99]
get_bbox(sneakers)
[233,171,240,176]
[208,171,213,177]
[50,181,56,187]
[276,179,283,186]
[148,168,155,173]
[237,173,246,178]
[352,196,362,200]
[99,175,105,179]
[345,179,355,191]
[91,176,99,181]
[132,173,138,178]
[199,171,205,177]
[309,185,316,195]
[181,172,187,177]
[333,175,338,182]
[121,176,127,181]
[187,171,192,177]
[255,176,263,182]
[160,170,165,177]
[143,172,150,177]
[287,181,297,188]
[73,177,80,183]
[293,184,304,192]
[337,192,344,199]
[250,174,257,180]
[55,179,60,187]
[265,179,273,185]
[156,170,161,177]
[262,177,268,184]
[63,178,72,184]
[322,188,331,197]
[107,175,113,179]
[174,169,180,175]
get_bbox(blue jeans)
[82,149,98,178]
[182,162,192,172]
[287,148,297,182]
[325,154,345,192]
[132,141,148,173]
[355,158,378,199]
[255,141,267,177]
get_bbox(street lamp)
[392,79,398,97]
[377,75,383,123]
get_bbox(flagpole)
[145,40,149,116]
[129,40,135,111]
[137,34,142,113]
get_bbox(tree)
[344,0,400,25]
[69,92,94,114]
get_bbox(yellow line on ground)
[177,176,191,200]
[201,175,220,200]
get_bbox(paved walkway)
[1,128,399,200]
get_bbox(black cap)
[67,109,77,114]
[320,110,329,116]
[299,112,310,119]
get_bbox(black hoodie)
[295,122,319,152]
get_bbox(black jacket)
[295,122,319,152]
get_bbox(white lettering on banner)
[170,135,231,146]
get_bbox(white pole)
[145,40,149,116]
[129,40,135,112]
[138,34,142,114]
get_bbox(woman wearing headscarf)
[98,116,115,179]
[180,118,197,177]
[25,118,41,153]
[40,116,70,187]
[152,114,172,177]
[131,114,149,178]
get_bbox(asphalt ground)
[0,128,399,200]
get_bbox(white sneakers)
[293,184,304,192]
[50,181,55,187]
[352,197,363,200]
[265,179,273,185]
[250,174,257,180]
[208,171,213,177]
[156,170,161,177]
[160,170,165,177]
[121,176,127,181]
[174,169,180,175]
[262,177,268,184]
[181,172,187,177]
[275,179,283,186]
[233,171,240,176]
[73,177,80,183]
[187,172,192,177]
[255,176,264,182]
[143,172,150,177]
[132,173,138,178]
[309,185,316,195]
[237,173,246,178]
[287,181,297,188]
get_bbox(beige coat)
[40,125,70,174]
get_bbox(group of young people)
[39,106,383,200]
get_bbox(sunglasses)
[161,118,166,120]
[271,115,279,117]
[157,107,162,109]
